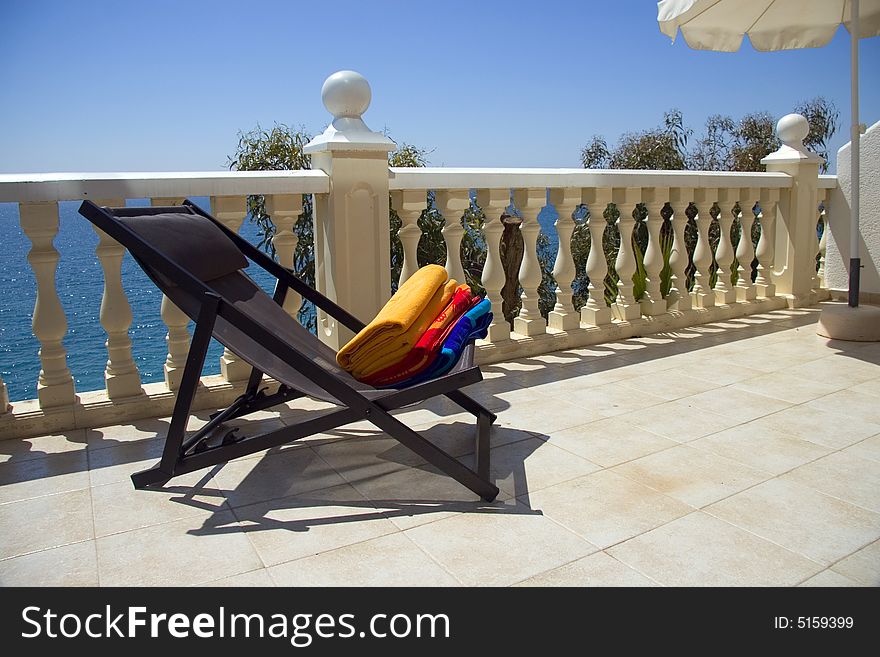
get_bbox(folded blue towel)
[396,298,493,387]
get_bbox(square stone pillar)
[304,71,397,349]
[761,114,823,307]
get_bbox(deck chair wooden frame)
[78,200,499,501]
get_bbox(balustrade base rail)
[0,292,827,440]
[0,375,257,441]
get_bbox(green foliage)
[582,110,690,170]
[388,143,431,168]
[795,96,840,171]
[731,112,779,172]
[688,98,838,174]
[228,123,316,331]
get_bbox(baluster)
[581,188,613,326]
[691,188,717,308]
[817,189,828,289]
[19,201,76,408]
[151,197,190,391]
[0,375,8,413]
[267,194,303,323]
[667,187,693,311]
[435,190,469,284]
[611,188,641,321]
[714,189,737,305]
[755,189,778,298]
[736,189,758,301]
[477,189,510,342]
[812,190,824,291]
[547,188,581,330]
[512,188,548,336]
[92,197,143,399]
[208,195,250,383]
[641,187,668,316]
[390,190,427,287]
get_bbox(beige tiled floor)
[2,305,879,586]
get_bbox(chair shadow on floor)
[148,417,547,538]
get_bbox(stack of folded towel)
[336,264,493,388]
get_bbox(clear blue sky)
[1,0,878,173]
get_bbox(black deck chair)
[78,200,499,501]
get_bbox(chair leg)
[366,404,499,502]
[445,389,497,424]
[133,293,219,489]
[131,465,171,489]
[475,411,492,484]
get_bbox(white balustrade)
[611,188,641,321]
[211,195,250,383]
[667,188,693,311]
[547,188,581,330]
[755,189,779,298]
[0,151,830,438]
[735,189,758,301]
[151,197,191,391]
[713,189,737,305]
[817,189,828,289]
[512,188,548,336]
[19,201,76,409]
[267,194,304,323]
[476,188,511,342]
[691,188,716,308]
[390,190,427,286]
[92,197,143,399]
[581,188,613,326]
[641,187,668,316]
[435,190,469,285]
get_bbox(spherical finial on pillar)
[776,113,810,150]
[321,70,371,119]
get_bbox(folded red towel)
[362,285,476,386]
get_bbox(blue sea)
[0,197,561,403]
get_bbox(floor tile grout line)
[0,482,92,507]
[504,546,669,587]
[815,541,878,586]
[0,536,94,564]
[256,531,464,586]
[607,450,776,507]
[514,480,699,553]
[197,566,273,587]
[87,457,103,586]
[605,508,827,584]
[526,430,675,471]
[598,549,667,586]
[695,506,837,571]
[504,550,603,588]
[397,531,466,586]
[701,501,879,573]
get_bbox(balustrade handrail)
[0,170,329,203]
[818,174,838,188]
[389,167,795,191]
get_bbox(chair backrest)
[78,200,367,403]
[117,210,249,286]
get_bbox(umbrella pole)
[849,0,861,307]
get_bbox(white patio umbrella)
[658,0,880,308]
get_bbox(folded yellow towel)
[336,264,451,374]
[350,279,458,379]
